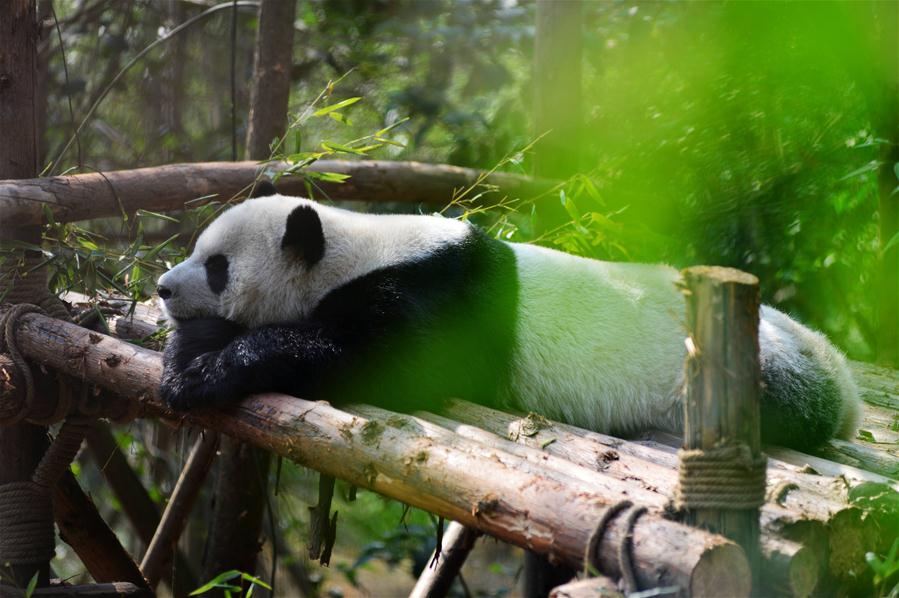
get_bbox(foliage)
[190,569,271,598]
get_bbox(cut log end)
[682,265,759,287]
[690,542,752,598]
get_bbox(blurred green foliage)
[41,0,896,360]
[31,2,897,593]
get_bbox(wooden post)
[142,431,219,589]
[409,521,480,598]
[85,423,198,594]
[0,0,52,588]
[679,267,765,574]
[204,0,296,585]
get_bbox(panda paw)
[160,351,238,410]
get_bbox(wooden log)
[141,431,218,589]
[679,266,765,570]
[814,439,898,479]
[420,407,819,598]
[409,521,480,598]
[8,311,751,597]
[27,583,152,597]
[0,160,557,226]
[84,423,198,595]
[849,360,899,410]
[52,470,149,590]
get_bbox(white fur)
[503,243,860,439]
[158,195,469,327]
[505,244,687,435]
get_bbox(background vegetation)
[23,1,899,595]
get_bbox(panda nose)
[157,285,173,300]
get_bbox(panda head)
[157,190,326,327]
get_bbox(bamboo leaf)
[313,96,362,117]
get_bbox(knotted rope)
[676,444,767,510]
[0,249,91,566]
[0,417,92,564]
[583,500,648,594]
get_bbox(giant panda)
[157,186,860,451]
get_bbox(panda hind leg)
[757,306,860,451]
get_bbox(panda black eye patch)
[204,254,229,295]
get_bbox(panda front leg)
[160,320,346,410]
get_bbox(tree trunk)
[204,0,297,588]
[243,0,296,160]
[0,0,52,588]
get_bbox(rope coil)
[583,500,648,594]
[676,444,767,510]
[0,482,55,565]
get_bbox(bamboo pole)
[409,521,480,598]
[141,431,219,589]
[7,310,751,597]
[0,160,557,226]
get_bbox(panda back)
[505,243,687,435]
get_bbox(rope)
[676,444,767,510]
[0,254,89,567]
[583,500,647,594]
[0,304,48,416]
[0,482,54,565]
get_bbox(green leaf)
[839,160,879,181]
[25,571,39,598]
[321,142,367,155]
[328,112,352,125]
[856,429,875,442]
[190,570,242,595]
[137,209,180,223]
[894,161,899,181]
[882,230,899,257]
[313,96,362,117]
[241,574,270,587]
[374,136,406,148]
[305,171,351,183]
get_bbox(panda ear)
[250,180,278,198]
[281,205,324,267]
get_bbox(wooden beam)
[7,310,751,596]
[409,521,480,598]
[0,160,557,226]
[141,431,218,589]
[679,267,764,575]
[52,471,149,590]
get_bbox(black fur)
[759,345,841,451]
[282,205,325,267]
[204,254,229,295]
[250,180,278,198]
[159,227,518,413]
[160,317,245,409]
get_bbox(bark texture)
[0,0,51,588]
[0,160,557,226]
[7,311,752,597]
